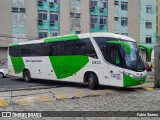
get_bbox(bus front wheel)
[87,73,98,90]
[23,70,31,82]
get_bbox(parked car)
[0,68,8,78]
[144,62,152,71]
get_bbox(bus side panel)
[23,57,57,80]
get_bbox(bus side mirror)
[106,41,131,54]
[138,44,151,56]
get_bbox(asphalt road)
[0,71,155,91]
[0,77,91,91]
[0,77,62,91]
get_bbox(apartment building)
[0,0,37,68]
[0,0,157,67]
[157,0,160,43]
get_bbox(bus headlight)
[140,81,144,84]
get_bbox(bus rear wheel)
[87,73,98,90]
[23,70,31,82]
[0,73,4,79]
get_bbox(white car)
[0,69,8,78]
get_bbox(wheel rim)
[25,72,30,81]
[88,78,93,86]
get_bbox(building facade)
[0,0,157,67]
[139,0,157,61]
[157,0,160,43]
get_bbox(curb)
[0,87,155,107]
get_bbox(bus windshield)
[124,42,145,72]
[94,37,145,72]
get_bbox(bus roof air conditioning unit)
[49,2,54,7]
[37,0,43,6]
[100,24,104,29]
[38,19,43,25]
[50,20,55,25]
[90,7,95,11]
[100,8,104,12]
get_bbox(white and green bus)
[8,33,146,89]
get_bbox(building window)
[90,16,98,24]
[100,16,107,25]
[146,36,152,43]
[12,7,26,13]
[114,1,119,5]
[90,0,98,8]
[50,31,59,37]
[50,13,59,21]
[121,33,128,36]
[12,7,19,13]
[76,31,81,34]
[121,2,128,10]
[19,8,26,13]
[70,13,81,18]
[50,0,59,3]
[146,21,152,29]
[38,12,47,20]
[114,17,119,21]
[121,17,128,26]
[146,5,152,14]
[101,0,107,8]
[39,31,48,38]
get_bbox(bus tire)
[23,70,31,82]
[0,72,4,79]
[87,73,98,90]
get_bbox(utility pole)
[154,45,160,87]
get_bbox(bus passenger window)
[80,38,98,59]
[57,42,66,56]
[64,41,75,55]
[9,46,19,57]
[30,44,42,56]
[42,43,57,56]
[19,45,31,57]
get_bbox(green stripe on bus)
[10,57,25,74]
[49,56,89,79]
[107,41,131,54]
[44,34,79,43]
[9,43,19,46]
[123,74,146,87]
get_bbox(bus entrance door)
[108,65,124,87]
[105,44,124,87]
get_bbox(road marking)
[55,94,69,99]
[74,92,85,98]
[16,99,32,106]
[39,96,54,102]
[0,100,8,107]
[143,87,154,91]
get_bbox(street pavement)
[0,86,160,120]
[0,72,158,120]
